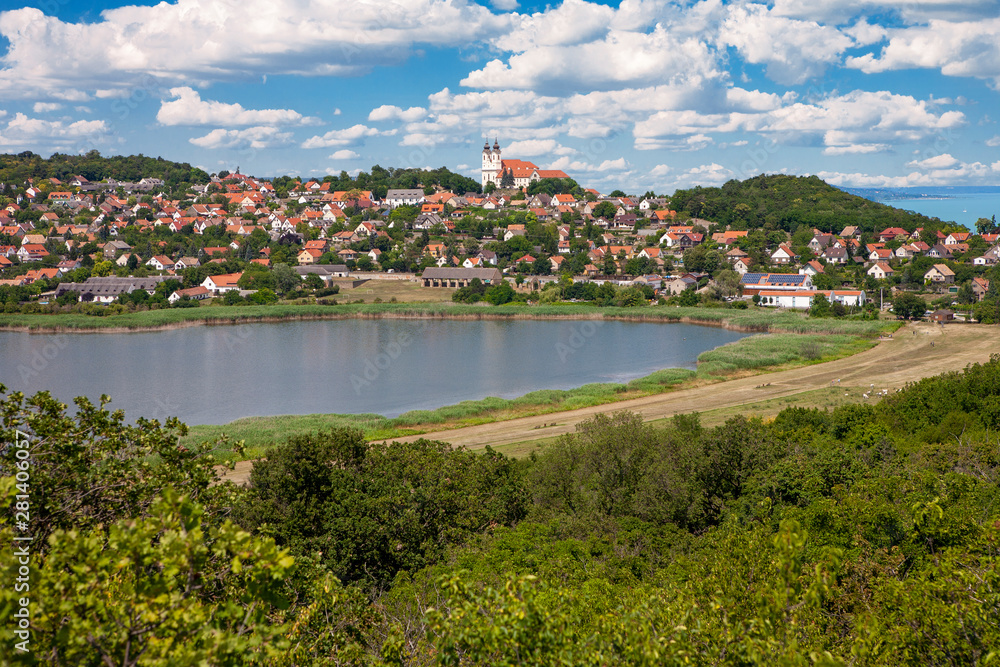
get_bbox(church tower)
[481,138,501,189]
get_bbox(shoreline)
[0,307,827,335]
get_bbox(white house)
[757,289,866,309]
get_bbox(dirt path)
[219,321,997,484]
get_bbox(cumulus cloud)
[368,104,427,122]
[189,126,294,150]
[633,89,965,153]
[719,3,854,84]
[502,139,576,156]
[157,87,319,126]
[301,124,383,148]
[0,0,512,98]
[663,163,735,188]
[0,112,110,150]
[32,102,62,113]
[907,153,960,169]
[328,149,360,160]
[822,143,890,155]
[548,155,629,172]
[464,25,721,94]
[988,135,1000,147]
[819,158,1000,187]
[847,18,1000,88]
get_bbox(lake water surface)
[0,319,749,425]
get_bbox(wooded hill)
[2,352,999,664]
[670,174,945,235]
[0,150,210,190]
[270,165,482,200]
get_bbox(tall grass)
[696,333,874,376]
[0,301,899,337]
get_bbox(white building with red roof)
[480,139,569,189]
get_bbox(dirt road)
[219,321,996,484]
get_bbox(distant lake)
[842,186,1000,230]
[0,319,749,425]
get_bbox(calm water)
[0,319,748,425]
[844,186,1000,230]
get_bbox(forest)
[269,165,481,200]
[669,174,945,235]
[1,352,998,665]
[0,151,210,190]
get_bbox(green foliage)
[670,174,943,234]
[892,292,926,319]
[0,385,232,549]
[234,429,529,587]
[0,491,293,665]
[0,151,210,189]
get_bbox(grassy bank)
[0,301,897,336]
[185,330,884,462]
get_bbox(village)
[0,145,995,320]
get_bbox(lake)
[841,186,1000,230]
[0,319,749,425]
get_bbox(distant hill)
[269,164,482,199]
[669,174,947,235]
[0,150,210,190]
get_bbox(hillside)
[0,150,210,190]
[669,174,946,235]
[270,164,482,199]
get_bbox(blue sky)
[0,0,998,193]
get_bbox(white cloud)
[189,126,294,150]
[368,104,427,122]
[649,164,672,177]
[988,135,1000,147]
[464,22,722,94]
[301,124,383,149]
[819,158,1000,187]
[822,143,890,155]
[770,0,1000,24]
[0,0,512,98]
[847,18,1000,88]
[634,90,966,154]
[328,149,360,160]
[672,163,735,187]
[0,112,110,150]
[333,108,342,115]
[843,18,887,46]
[157,87,318,126]
[502,139,576,156]
[720,4,855,84]
[491,0,519,9]
[493,0,615,52]
[32,102,62,113]
[907,153,960,169]
[548,155,629,172]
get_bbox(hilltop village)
[0,148,998,320]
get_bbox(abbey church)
[481,139,570,189]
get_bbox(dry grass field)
[336,278,455,303]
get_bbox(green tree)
[271,263,299,295]
[484,281,516,305]
[892,292,926,319]
[809,293,832,318]
[91,260,114,277]
[0,386,233,549]
[0,490,293,665]
[592,201,617,219]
